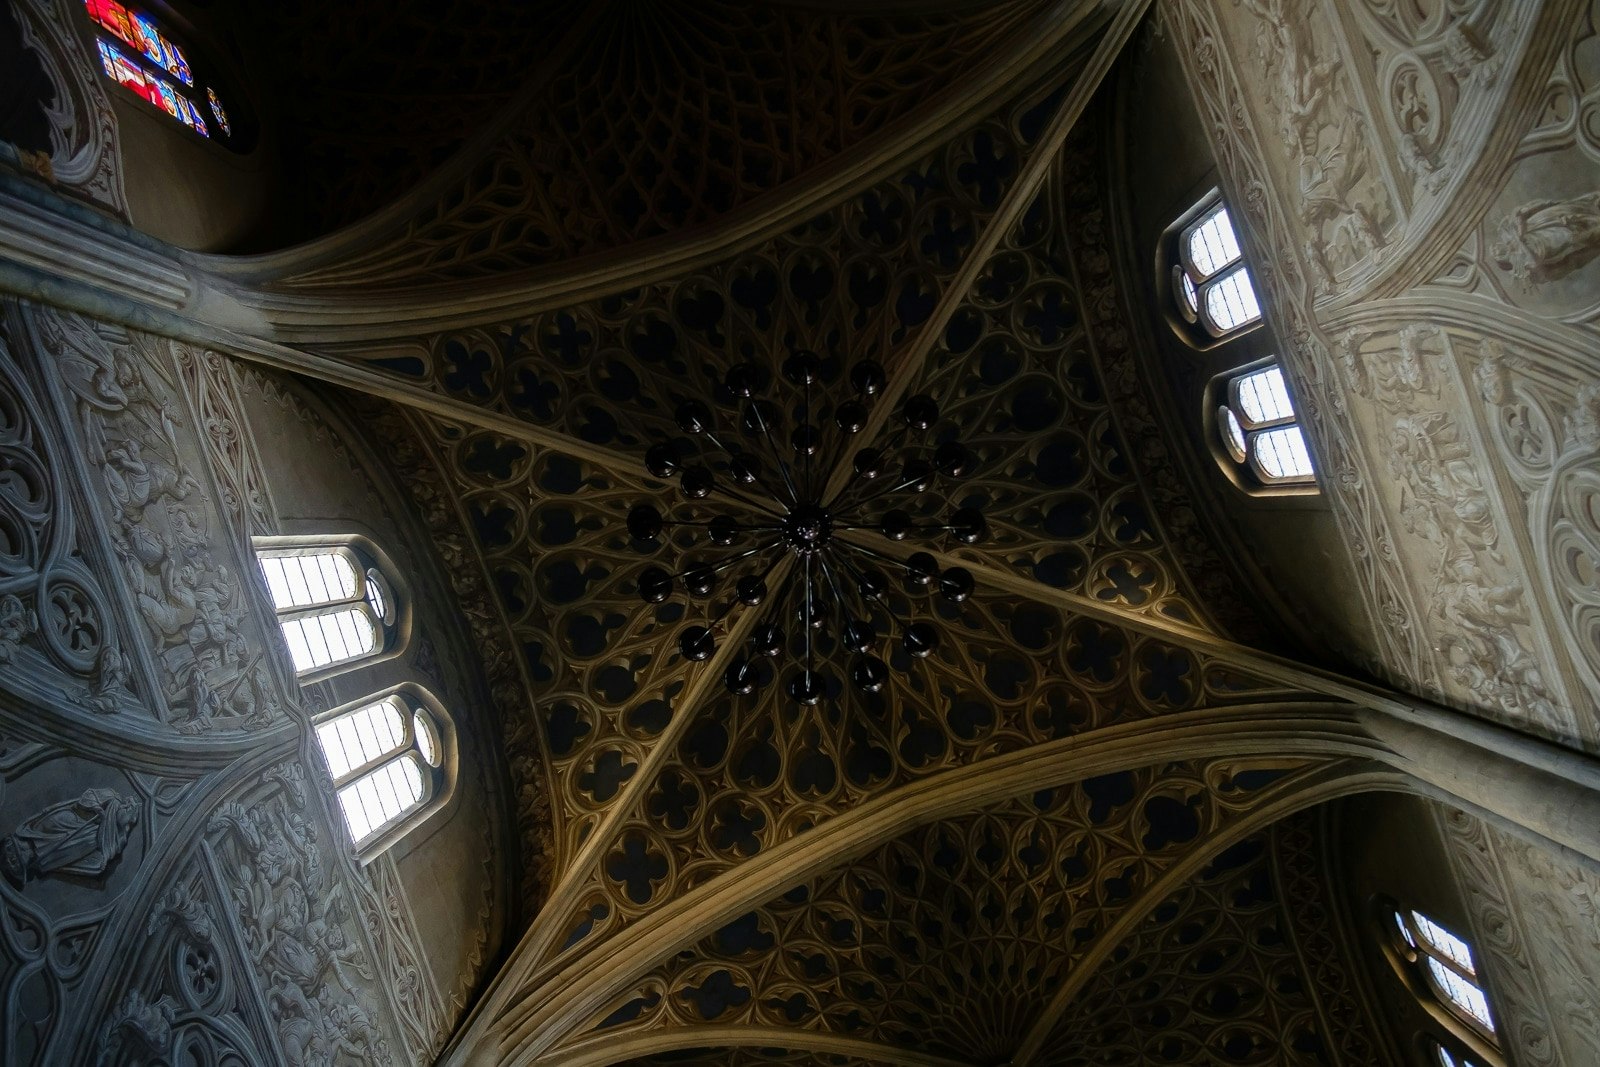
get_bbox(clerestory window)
[84,0,234,142]
[1171,196,1262,339]
[255,543,398,677]
[1216,363,1315,486]
[1432,1043,1485,1067]
[314,689,451,852]
[1393,909,1497,1040]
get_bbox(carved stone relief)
[1434,801,1597,1067]
[7,0,128,214]
[1219,0,1402,289]
[205,761,395,1066]
[31,307,285,733]
[1165,0,1600,749]
[0,301,505,1065]
[1332,325,1577,740]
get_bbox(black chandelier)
[627,350,986,705]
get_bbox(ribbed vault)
[242,4,1432,1062]
[238,0,1109,281]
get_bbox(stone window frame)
[313,683,458,861]
[1371,896,1505,1067]
[253,535,410,684]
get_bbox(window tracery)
[254,543,398,677]
[84,0,232,141]
[313,689,453,853]
[1216,363,1316,485]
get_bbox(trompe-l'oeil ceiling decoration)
[627,350,986,706]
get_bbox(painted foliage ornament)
[628,350,985,705]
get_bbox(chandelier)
[627,350,985,705]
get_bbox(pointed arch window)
[255,544,399,677]
[1216,363,1316,486]
[84,0,233,141]
[1172,197,1262,339]
[313,688,454,854]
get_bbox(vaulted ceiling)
[244,3,1414,1063]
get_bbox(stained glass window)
[255,545,397,677]
[1172,195,1263,339]
[1215,363,1315,486]
[84,1,229,142]
[314,693,448,849]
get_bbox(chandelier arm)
[833,465,930,516]
[804,553,815,678]
[665,541,781,582]
[835,539,917,580]
[758,556,802,629]
[817,550,852,616]
[801,376,814,500]
[703,541,782,575]
[704,545,785,630]
[744,398,802,506]
[824,423,912,511]
[660,519,782,530]
[832,547,914,630]
[709,482,790,521]
[819,550,880,650]
[701,428,787,507]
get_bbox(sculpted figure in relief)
[54,319,280,729]
[210,770,390,1066]
[1237,0,1385,281]
[1389,411,1558,724]
[0,787,139,886]
[0,592,39,663]
[1493,191,1600,285]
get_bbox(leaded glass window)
[85,1,231,140]
[1216,364,1315,485]
[1172,198,1262,339]
[1433,1042,1484,1067]
[314,692,449,850]
[256,545,397,676]
[1394,909,1497,1039]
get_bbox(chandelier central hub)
[783,503,833,554]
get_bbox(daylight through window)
[1173,199,1262,338]
[256,545,396,675]
[314,693,448,848]
[1394,909,1497,1039]
[1216,364,1315,485]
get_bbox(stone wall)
[1162,0,1600,750]
[0,300,510,1065]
